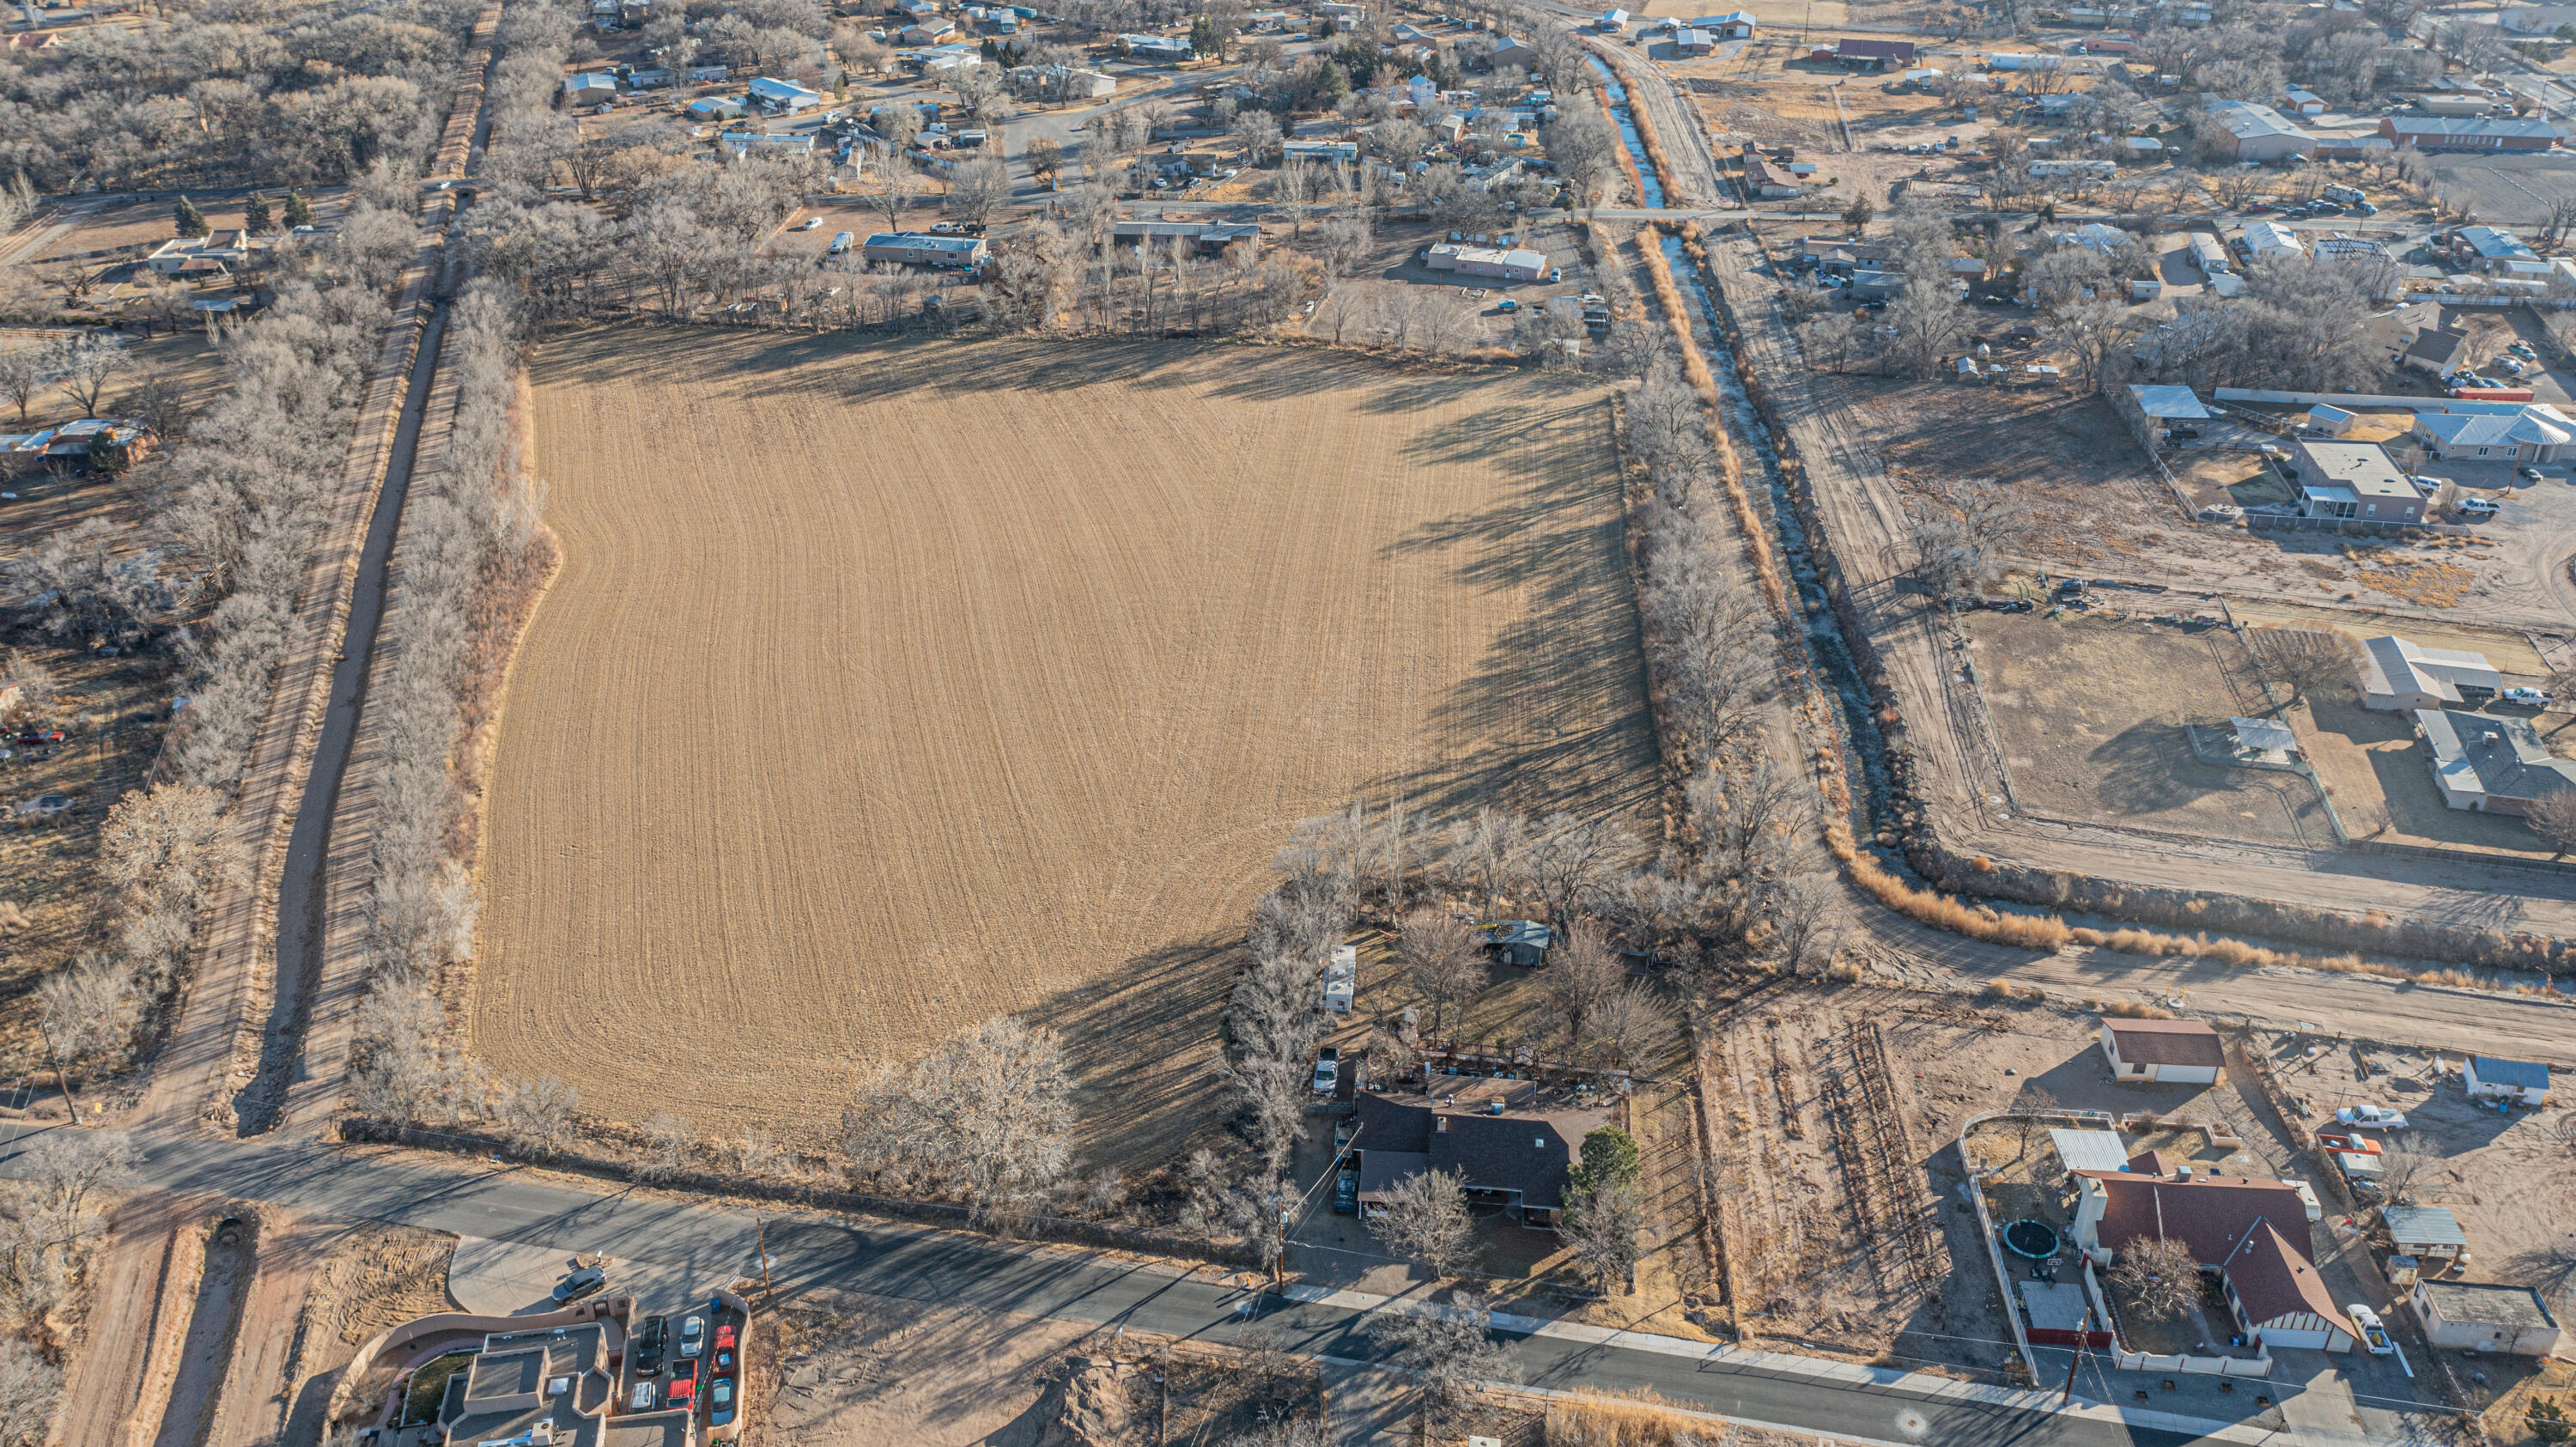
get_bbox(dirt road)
[478,334,1654,1157]
[58,1192,198,1447]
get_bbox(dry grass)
[1544,1388,1844,1447]
[477,331,1655,1161]
[1595,81,1649,207]
[2091,999,2176,1019]
[2354,556,2474,608]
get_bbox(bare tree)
[1364,1290,1519,1428]
[2529,787,2576,857]
[2014,1086,2063,1165]
[1911,477,2036,598]
[50,333,133,419]
[0,346,45,426]
[2105,1235,2202,1321]
[0,1338,58,1447]
[1544,921,1625,1063]
[1770,877,1843,976]
[499,1075,580,1156]
[841,1015,1078,1201]
[1447,810,1528,918]
[2377,1149,2434,1207]
[945,156,1012,228]
[643,1111,690,1182]
[860,165,915,236]
[1400,910,1484,1040]
[1370,1167,1476,1279]
[1025,138,1065,189]
[2253,628,2361,705]
[1590,982,1678,1071]
[1562,1174,1647,1292]
[1519,813,1637,928]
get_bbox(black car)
[635,1316,665,1377]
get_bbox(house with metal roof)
[2458,224,2541,271]
[2414,708,2576,815]
[2382,1204,2470,1261]
[1831,37,1916,69]
[2205,100,2314,162]
[746,76,821,112]
[862,232,989,267]
[2414,404,2574,462]
[563,72,619,102]
[2360,635,2499,711]
[2239,218,2306,262]
[2381,114,2559,152]
[2464,1055,2550,1104]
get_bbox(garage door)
[2258,1327,2336,1351]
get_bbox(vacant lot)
[1966,611,2335,847]
[479,332,1652,1161]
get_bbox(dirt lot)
[481,332,1654,1161]
[750,1291,1321,1447]
[1306,216,1595,354]
[1964,611,2335,847]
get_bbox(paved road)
[49,1128,2249,1447]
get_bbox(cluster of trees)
[0,1132,137,1435]
[349,280,550,1130]
[0,0,476,192]
[840,1015,1080,1210]
[2132,254,2389,392]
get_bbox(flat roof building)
[2381,115,2558,151]
[2285,439,2421,522]
[861,232,990,266]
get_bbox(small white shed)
[1323,945,1357,1015]
[2307,404,2357,436]
[2464,1055,2549,1104]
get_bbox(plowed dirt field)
[474,332,1654,1160]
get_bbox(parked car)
[680,1314,708,1358]
[2199,504,2244,522]
[2336,1104,2409,1128]
[1334,1167,1359,1213]
[26,794,70,818]
[930,220,967,233]
[1311,1046,1339,1095]
[715,1323,737,1352]
[2316,1131,2380,1154]
[2522,467,2547,482]
[2503,686,2549,705]
[11,730,63,754]
[2168,425,2202,440]
[2458,497,2500,518]
[551,1264,605,1303]
[710,1376,738,1426]
[2349,1304,2396,1354]
[630,1380,656,1411]
[635,1316,665,1376]
[799,216,823,229]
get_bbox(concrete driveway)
[448,1236,720,1317]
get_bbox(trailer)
[1323,945,1357,1014]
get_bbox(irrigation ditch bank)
[332,1116,1267,1268]
[1638,212,2576,984]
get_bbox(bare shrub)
[1370,1167,1475,1280]
[2105,1235,2201,1322]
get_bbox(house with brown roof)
[2097,1018,2223,1084]
[1352,1079,1608,1230]
[2071,1166,2354,1352]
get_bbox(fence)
[335,1117,1263,1267]
[2243,511,2481,538]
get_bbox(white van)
[827,230,854,256]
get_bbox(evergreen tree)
[1315,58,1350,107]
[241,192,272,234]
[283,192,314,228]
[173,196,208,239]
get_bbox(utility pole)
[2061,1306,2094,1406]
[756,1215,774,1302]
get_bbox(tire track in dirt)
[475,335,1658,1158]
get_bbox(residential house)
[1481,920,1552,966]
[1109,219,1260,255]
[1425,243,1547,281]
[1672,26,1712,54]
[1742,154,1799,197]
[2070,1166,2354,1352]
[2413,708,2576,814]
[898,20,953,42]
[4,30,58,51]
[2098,1018,2224,1084]
[1692,9,1756,36]
[1487,34,1538,67]
[2381,115,2559,151]
[2412,404,2575,462]
[1282,139,1361,165]
[747,76,822,112]
[2204,100,2315,162]
[2409,1281,2564,1355]
[1831,37,1915,70]
[144,232,254,277]
[2284,439,2422,522]
[914,42,981,72]
[686,94,746,119]
[2239,218,2306,262]
[720,131,815,156]
[862,232,989,266]
[2464,1055,2550,1105]
[2360,635,2500,711]
[2459,225,2539,271]
[1598,6,1629,29]
[1120,33,1194,60]
[1352,1078,1608,1230]
[2403,325,2471,377]
[563,72,619,103]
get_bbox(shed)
[2464,1055,2549,1104]
[2019,1280,2112,1346]
[2098,1018,2223,1084]
[2409,1280,2563,1355]
[2129,384,2212,420]
[2383,1204,2470,1262]
[563,73,619,100]
[2306,404,2356,436]
[1482,920,1553,966]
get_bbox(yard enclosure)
[475,332,1655,1159]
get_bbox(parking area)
[627,1293,750,1430]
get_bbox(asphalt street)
[20,1127,2262,1447]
